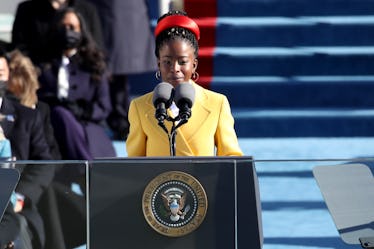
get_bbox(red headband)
[154,15,200,40]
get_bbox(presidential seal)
[142,171,208,237]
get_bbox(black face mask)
[0,80,7,97]
[59,28,82,50]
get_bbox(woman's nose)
[171,61,180,72]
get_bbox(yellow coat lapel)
[144,95,172,149]
[175,82,211,155]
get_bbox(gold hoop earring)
[192,72,199,82]
[155,70,161,80]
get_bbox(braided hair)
[155,10,199,59]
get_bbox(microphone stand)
[157,116,188,157]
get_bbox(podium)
[0,168,19,221]
[313,163,374,248]
[89,157,263,249]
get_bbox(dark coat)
[87,0,157,74]
[0,97,54,248]
[38,57,116,160]
[38,181,86,249]
[1,97,52,161]
[36,101,62,160]
[11,0,103,64]
[0,205,20,249]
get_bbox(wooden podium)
[89,157,263,249]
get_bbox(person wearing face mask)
[11,0,103,66]
[0,52,52,160]
[38,7,116,161]
[6,49,89,249]
[0,49,54,249]
[7,49,62,161]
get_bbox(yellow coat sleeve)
[215,95,243,156]
[126,99,147,157]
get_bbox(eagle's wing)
[161,193,170,210]
[179,193,186,210]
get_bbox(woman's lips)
[169,77,184,83]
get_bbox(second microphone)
[152,82,195,123]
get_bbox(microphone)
[152,82,174,122]
[174,83,195,121]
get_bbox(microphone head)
[174,83,195,108]
[152,82,174,108]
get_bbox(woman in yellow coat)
[126,10,242,157]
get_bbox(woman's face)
[158,39,198,88]
[62,12,81,32]
[0,57,9,82]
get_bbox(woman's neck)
[63,48,77,58]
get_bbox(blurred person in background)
[0,49,52,160]
[11,0,103,65]
[7,49,61,160]
[0,126,11,158]
[7,49,86,249]
[88,0,157,140]
[38,7,116,160]
[0,48,54,249]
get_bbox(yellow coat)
[126,81,243,157]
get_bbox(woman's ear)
[193,58,198,70]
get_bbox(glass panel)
[0,161,87,249]
[255,158,374,249]
[2,158,373,249]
